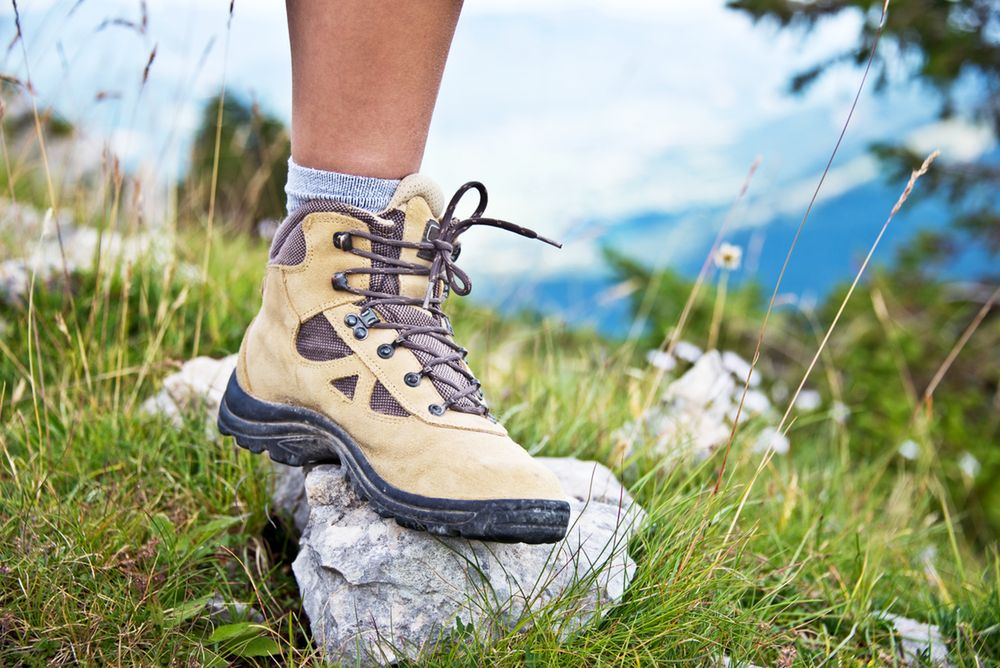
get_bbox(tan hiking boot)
[218,176,571,543]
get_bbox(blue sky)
[2,0,995,327]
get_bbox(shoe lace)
[331,181,561,416]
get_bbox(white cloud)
[905,119,996,163]
[739,152,881,230]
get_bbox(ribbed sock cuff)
[284,158,400,214]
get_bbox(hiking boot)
[218,175,571,543]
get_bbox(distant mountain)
[473,165,996,337]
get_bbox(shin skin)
[286,0,463,178]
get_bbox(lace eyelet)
[377,344,395,359]
[428,403,445,416]
[404,372,421,387]
[332,272,349,291]
[332,232,353,250]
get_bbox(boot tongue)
[369,177,481,413]
[376,174,448,302]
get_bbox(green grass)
[1,222,998,666]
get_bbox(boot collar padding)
[385,174,444,219]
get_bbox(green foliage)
[608,248,1000,546]
[183,92,290,232]
[602,246,776,357]
[721,0,1000,548]
[824,271,999,544]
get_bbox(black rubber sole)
[217,372,570,544]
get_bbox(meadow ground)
[1,221,998,666]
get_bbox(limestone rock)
[141,354,237,427]
[883,613,951,667]
[615,347,814,465]
[0,201,177,305]
[294,458,644,666]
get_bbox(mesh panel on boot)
[378,303,478,411]
[370,380,409,417]
[331,375,358,399]
[296,314,353,361]
[366,209,406,296]
[273,226,308,266]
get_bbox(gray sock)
[284,158,400,214]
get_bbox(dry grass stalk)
[775,150,939,442]
[915,283,1000,421]
[712,0,893,494]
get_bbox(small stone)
[205,593,265,623]
[141,354,237,426]
[882,613,950,666]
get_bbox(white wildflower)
[721,350,757,385]
[740,389,771,416]
[831,401,850,425]
[645,350,676,372]
[714,242,743,271]
[753,427,789,455]
[672,340,703,363]
[958,451,981,479]
[897,439,920,461]
[794,389,822,411]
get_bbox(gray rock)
[294,458,644,666]
[882,613,951,666]
[271,463,309,532]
